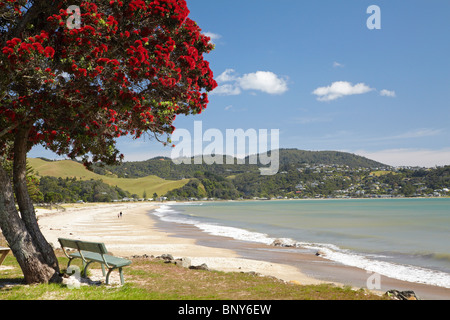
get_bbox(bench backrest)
[58,238,108,255]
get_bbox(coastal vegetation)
[27,149,450,203]
[28,157,189,200]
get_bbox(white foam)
[151,205,450,289]
[195,223,275,245]
[153,205,276,244]
[300,243,450,289]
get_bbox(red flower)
[44,46,55,58]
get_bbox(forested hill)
[91,149,387,179]
[276,149,386,169]
[30,150,449,202]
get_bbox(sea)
[151,198,450,289]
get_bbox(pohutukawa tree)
[0,0,217,283]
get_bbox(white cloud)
[216,69,238,83]
[212,84,241,96]
[333,61,344,68]
[354,148,450,168]
[391,128,442,139]
[238,71,289,95]
[380,89,396,97]
[212,69,288,96]
[224,105,233,111]
[204,32,222,44]
[313,81,374,101]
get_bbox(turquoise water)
[152,198,450,288]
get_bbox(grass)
[0,252,388,301]
[27,158,189,197]
[369,170,398,177]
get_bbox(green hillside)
[90,149,388,180]
[28,158,189,197]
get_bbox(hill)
[275,149,386,169]
[28,158,189,198]
[90,149,388,180]
[27,150,449,201]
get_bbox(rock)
[160,254,174,261]
[176,257,192,268]
[244,271,261,277]
[271,239,296,247]
[189,263,209,271]
[62,274,101,288]
[385,290,419,300]
[131,254,151,259]
[271,239,284,247]
[315,250,325,257]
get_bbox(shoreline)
[37,202,450,300]
[153,207,450,300]
[37,203,324,286]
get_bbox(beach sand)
[36,202,450,300]
[37,202,323,286]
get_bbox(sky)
[29,0,450,167]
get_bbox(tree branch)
[0,123,19,139]
[3,0,58,46]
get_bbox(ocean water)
[151,198,450,288]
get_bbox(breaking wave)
[152,204,450,289]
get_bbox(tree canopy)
[0,0,216,284]
[1,0,217,164]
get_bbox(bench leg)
[119,267,124,285]
[105,267,125,285]
[84,261,95,278]
[0,250,10,266]
[67,257,75,271]
[106,268,113,285]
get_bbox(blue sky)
[29,0,450,167]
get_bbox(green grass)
[27,158,189,197]
[0,252,388,300]
[369,170,398,177]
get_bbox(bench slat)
[58,238,79,250]
[69,251,131,268]
[76,241,108,254]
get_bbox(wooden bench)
[58,238,131,285]
[0,247,10,266]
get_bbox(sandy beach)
[36,202,450,300]
[37,202,324,286]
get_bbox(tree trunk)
[0,127,60,284]
[13,127,60,271]
[0,165,59,284]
